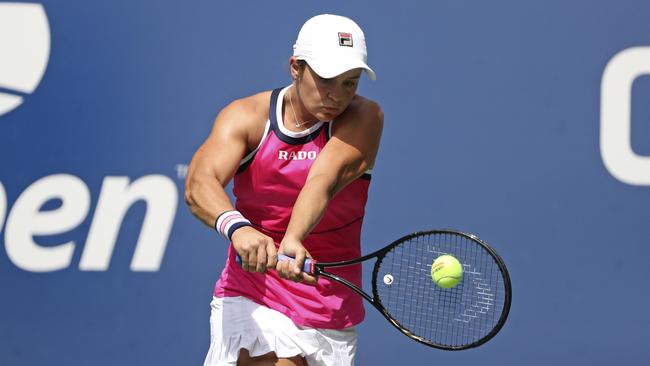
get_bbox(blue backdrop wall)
[1,1,649,365]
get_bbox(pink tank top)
[213,86,371,329]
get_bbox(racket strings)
[375,232,507,348]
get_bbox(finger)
[256,244,267,273]
[284,261,298,281]
[236,248,248,271]
[266,241,278,269]
[244,250,256,273]
[291,262,305,282]
[301,272,318,286]
[240,251,250,272]
[275,258,290,279]
[293,250,306,276]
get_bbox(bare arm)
[277,98,384,282]
[184,101,248,226]
[185,94,277,272]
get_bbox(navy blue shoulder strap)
[269,87,325,145]
[268,87,282,132]
[235,89,280,174]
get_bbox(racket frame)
[311,229,512,351]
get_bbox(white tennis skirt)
[203,296,358,366]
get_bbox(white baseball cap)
[293,14,376,80]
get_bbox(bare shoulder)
[317,94,383,181]
[332,95,384,134]
[215,90,271,132]
[212,90,272,149]
[350,94,383,117]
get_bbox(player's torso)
[216,86,369,328]
[233,86,370,257]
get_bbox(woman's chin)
[316,110,340,121]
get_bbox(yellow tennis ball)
[431,254,463,288]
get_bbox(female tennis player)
[185,14,383,366]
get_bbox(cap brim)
[301,56,376,80]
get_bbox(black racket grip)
[235,254,315,273]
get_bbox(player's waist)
[215,253,365,328]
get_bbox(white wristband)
[214,210,252,241]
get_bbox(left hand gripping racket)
[237,229,512,350]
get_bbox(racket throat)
[318,272,375,304]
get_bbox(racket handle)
[235,254,314,273]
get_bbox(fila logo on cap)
[338,32,353,47]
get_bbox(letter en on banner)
[4,174,90,271]
[79,175,177,271]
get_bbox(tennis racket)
[239,229,511,350]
